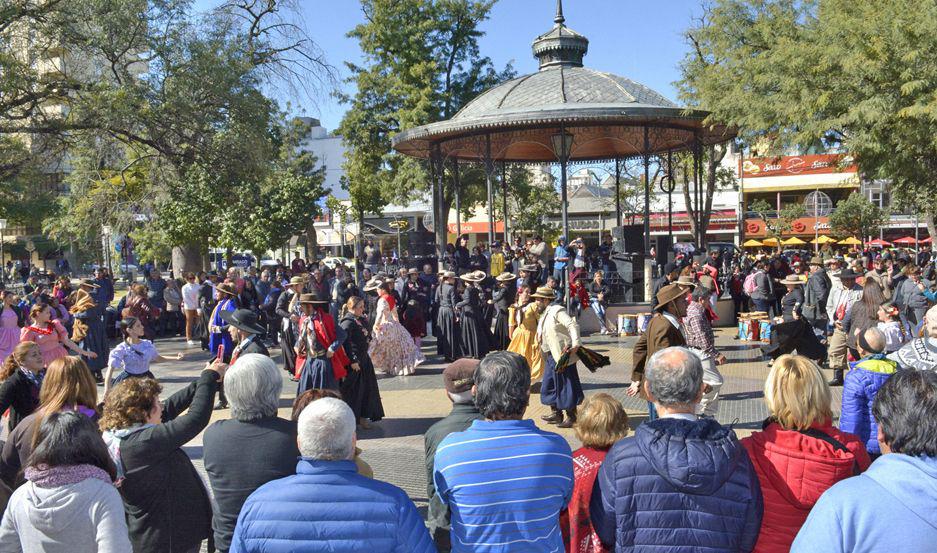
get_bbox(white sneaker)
[186,340,196,347]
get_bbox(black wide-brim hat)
[220,308,265,335]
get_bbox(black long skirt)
[460,313,491,359]
[340,356,385,422]
[437,306,460,361]
[280,323,298,376]
[492,309,510,351]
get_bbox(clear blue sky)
[197,0,705,130]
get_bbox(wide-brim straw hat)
[362,278,382,292]
[781,275,804,286]
[654,283,688,312]
[674,277,697,288]
[287,276,306,286]
[216,283,238,296]
[530,285,556,300]
[496,272,517,282]
[519,264,538,273]
[809,256,823,266]
[460,270,486,282]
[79,278,100,289]
[439,270,456,279]
[407,268,419,275]
[298,292,329,305]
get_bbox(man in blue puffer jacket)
[229,398,435,553]
[840,327,897,457]
[590,347,763,552]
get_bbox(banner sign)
[741,154,857,178]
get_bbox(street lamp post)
[551,129,574,309]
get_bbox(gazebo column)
[667,150,675,248]
[614,158,622,228]
[693,132,703,248]
[484,134,496,247]
[501,162,509,245]
[432,144,446,271]
[643,125,651,254]
[452,158,461,239]
[551,129,574,309]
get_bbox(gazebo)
[392,0,734,297]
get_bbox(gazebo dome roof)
[451,65,678,123]
[391,0,733,162]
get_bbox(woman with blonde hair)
[0,342,44,431]
[0,356,99,489]
[338,296,384,428]
[740,354,871,552]
[560,393,628,553]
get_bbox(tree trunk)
[681,160,699,245]
[305,221,318,263]
[171,244,204,278]
[926,212,937,244]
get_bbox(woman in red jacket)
[560,393,629,553]
[741,354,871,553]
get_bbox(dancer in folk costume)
[491,272,517,350]
[435,271,460,361]
[456,270,491,359]
[507,285,545,383]
[275,276,305,378]
[338,296,385,428]
[369,282,424,376]
[295,292,350,394]
[69,279,108,380]
[20,303,97,368]
[208,282,239,409]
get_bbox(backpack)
[743,272,758,296]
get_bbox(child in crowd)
[876,302,907,353]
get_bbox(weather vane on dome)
[555,0,565,25]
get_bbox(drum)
[621,314,638,336]
[637,312,652,334]
[616,314,628,336]
[739,316,759,341]
[759,320,773,343]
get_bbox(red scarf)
[381,291,396,312]
[295,309,350,380]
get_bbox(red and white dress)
[560,446,610,553]
[20,321,70,368]
[368,295,423,376]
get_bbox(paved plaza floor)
[139,327,846,529]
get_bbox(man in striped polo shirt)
[433,351,573,552]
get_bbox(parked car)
[321,256,355,270]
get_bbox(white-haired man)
[591,347,763,552]
[203,354,297,553]
[889,303,937,371]
[229,397,434,553]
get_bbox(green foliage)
[677,0,937,224]
[829,192,889,242]
[338,0,514,217]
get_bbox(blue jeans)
[590,299,606,329]
[752,298,772,314]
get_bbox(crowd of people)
[0,237,934,552]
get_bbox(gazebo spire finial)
[532,0,589,69]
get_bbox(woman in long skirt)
[456,270,491,359]
[296,292,349,394]
[436,271,460,361]
[338,296,385,428]
[491,272,516,350]
[507,286,545,382]
[369,282,424,376]
[363,278,381,328]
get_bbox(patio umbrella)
[922,237,933,244]
[762,237,780,246]
[781,237,807,245]
[810,235,837,244]
[868,238,892,247]
[742,239,764,247]
[838,237,863,245]
[892,236,918,245]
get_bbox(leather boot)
[541,407,563,424]
[558,408,577,428]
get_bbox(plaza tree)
[677,0,937,239]
[828,192,889,244]
[338,0,515,251]
[749,199,806,252]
